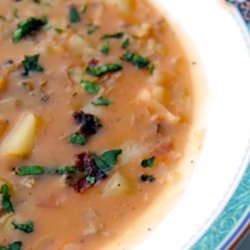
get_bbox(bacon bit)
[66,153,106,193]
[73,111,102,137]
[72,177,94,193]
[88,58,99,67]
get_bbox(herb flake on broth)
[69,5,81,23]
[92,96,112,106]
[80,81,100,94]
[12,16,48,43]
[100,32,124,40]
[0,184,14,213]
[86,62,123,77]
[12,220,34,234]
[0,241,22,250]
[141,156,155,168]
[21,54,44,76]
[121,51,150,69]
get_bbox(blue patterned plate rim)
[190,1,250,249]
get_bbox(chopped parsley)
[69,133,86,145]
[93,149,122,174]
[100,42,110,55]
[100,32,124,40]
[80,3,87,13]
[15,166,78,176]
[101,149,122,166]
[86,63,123,77]
[80,81,100,94]
[140,174,156,183]
[54,166,79,175]
[147,64,155,74]
[21,54,44,76]
[121,52,150,69]
[0,184,14,213]
[92,96,111,106]
[87,25,99,35]
[121,38,130,49]
[86,176,95,184]
[54,28,63,33]
[69,5,81,23]
[33,0,41,4]
[15,165,45,176]
[12,16,48,43]
[0,241,22,250]
[12,220,34,233]
[141,157,155,168]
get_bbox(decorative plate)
[136,0,250,249]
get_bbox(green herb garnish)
[86,63,122,77]
[121,38,130,49]
[87,25,99,35]
[69,5,80,23]
[15,165,78,176]
[54,166,79,175]
[80,3,87,13]
[147,64,155,74]
[12,16,48,43]
[33,0,41,4]
[100,42,110,55]
[0,241,22,250]
[69,133,86,145]
[0,184,14,213]
[141,157,155,168]
[16,166,45,176]
[101,32,124,40]
[12,220,34,233]
[121,52,150,69]
[86,176,95,184]
[93,149,122,174]
[92,96,111,106]
[80,81,100,94]
[21,54,44,76]
[101,149,122,166]
[54,28,63,33]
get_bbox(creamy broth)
[0,0,195,249]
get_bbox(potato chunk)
[103,172,133,196]
[69,34,93,56]
[1,113,38,157]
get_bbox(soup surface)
[0,0,194,249]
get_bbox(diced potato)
[68,67,84,84]
[138,88,179,124]
[69,34,92,56]
[0,120,9,138]
[0,77,7,92]
[1,113,38,157]
[83,103,101,117]
[119,140,148,166]
[104,0,134,12]
[132,23,153,38]
[103,172,133,196]
[151,86,167,104]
